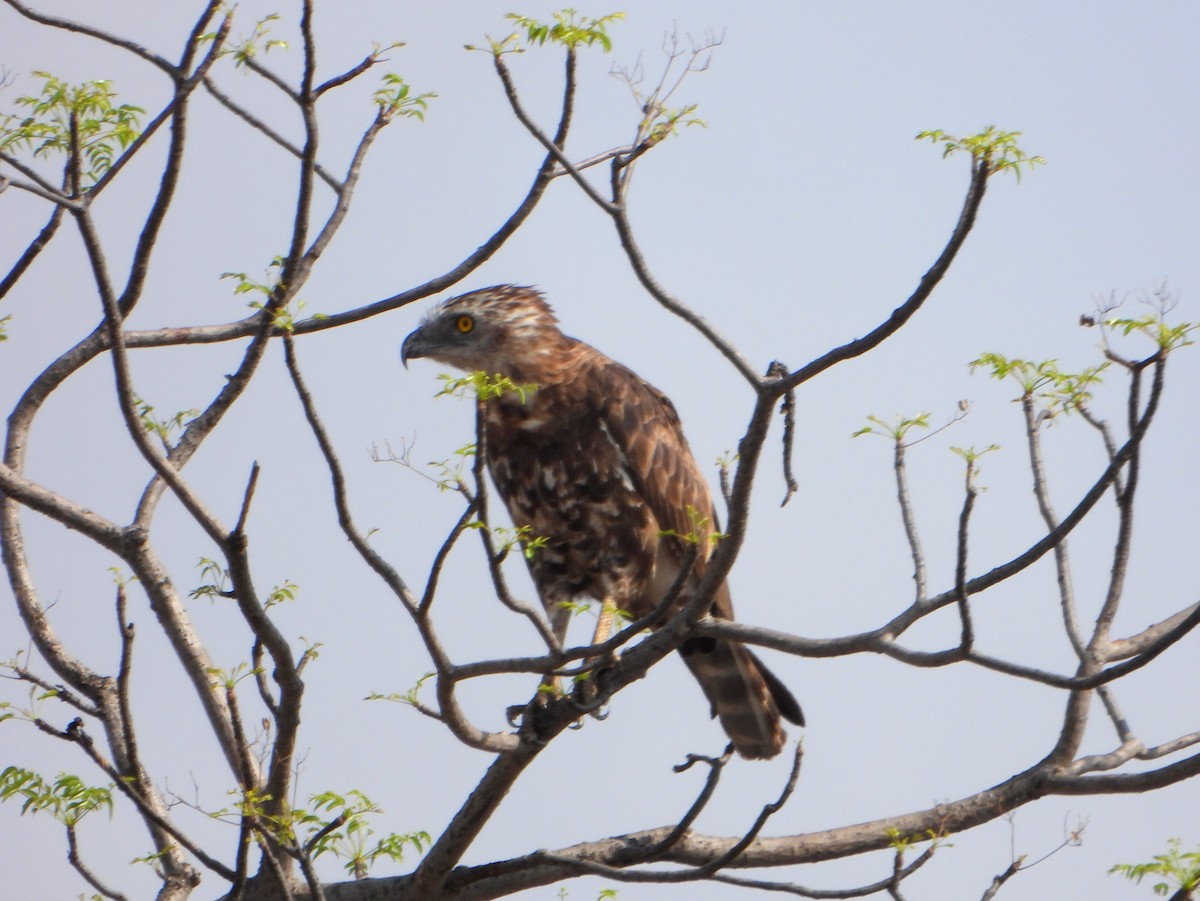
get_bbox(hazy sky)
[2,1,1198,899]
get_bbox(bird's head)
[401,285,567,379]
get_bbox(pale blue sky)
[2,1,1198,898]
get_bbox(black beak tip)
[400,329,421,370]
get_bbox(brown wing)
[584,350,804,758]
[586,354,722,570]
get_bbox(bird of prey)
[401,285,803,759]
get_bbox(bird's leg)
[591,597,617,649]
[509,598,617,730]
[570,597,619,717]
[508,599,572,730]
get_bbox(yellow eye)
[455,315,475,334]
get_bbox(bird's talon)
[505,704,526,729]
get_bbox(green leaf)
[970,353,1108,416]
[223,14,287,67]
[265,579,299,608]
[917,125,1044,179]
[301,787,430,876]
[950,443,1000,465]
[1102,314,1197,352]
[366,671,435,707]
[502,9,624,54]
[1110,839,1200,894]
[0,72,144,183]
[374,73,436,122]
[435,371,538,403]
[0,766,114,826]
[854,412,931,441]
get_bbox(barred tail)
[680,637,804,760]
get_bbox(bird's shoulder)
[562,342,683,429]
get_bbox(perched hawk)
[401,285,803,759]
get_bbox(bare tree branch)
[1,0,177,74]
[66,823,130,901]
[776,158,990,397]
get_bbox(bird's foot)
[568,658,615,720]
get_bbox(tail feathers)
[680,638,802,760]
[748,649,805,727]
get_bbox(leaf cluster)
[853,412,931,441]
[222,787,430,878]
[657,504,725,546]
[189,556,231,601]
[220,258,286,299]
[1103,315,1197,352]
[435,371,538,403]
[639,101,705,148]
[0,767,114,826]
[425,444,476,492]
[556,598,632,624]
[207,13,289,67]
[265,579,299,609]
[206,661,260,690]
[135,396,200,443]
[950,443,1001,465]
[188,558,296,609]
[886,826,948,854]
[472,522,550,561]
[374,74,436,122]
[504,10,625,53]
[0,71,144,182]
[916,125,1045,180]
[306,790,431,876]
[222,261,330,333]
[366,672,435,707]
[0,660,61,724]
[970,353,1107,416]
[1110,838,1200,897]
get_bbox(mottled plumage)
[401,285,803,758]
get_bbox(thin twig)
[241,56,300,103]
[0,152,76,203]
[52,720,235,880]
[282,334,512,753]
[710,847,937,897]
[4,665,100,718]
[954,457,978,653]
[1,0,176,74]
[203,77,341,192]
[449,542,699,684]
[0,201,65,301]
[1021,395,1085,659]
[776,157,991,397]
[234,462,261,536]
[766,361,800,507]
[114,584,139,773]
[251,639,280,717]
[493,48,615,214]
[980,857,1023,901]
[894,437,927,603]
[66,824,130,901]
[537,743,804,884]
[314,52,380,97]
[638,745,734,862]
[418,502,479,618]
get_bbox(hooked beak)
[400,326,428,370]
